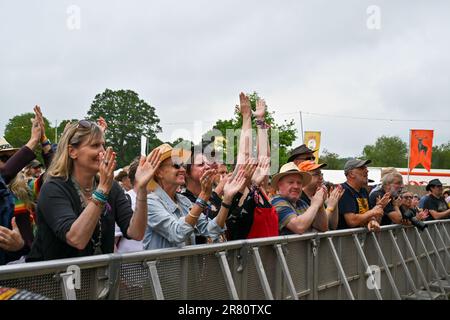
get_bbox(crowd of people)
[1,94,450,265]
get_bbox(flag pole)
[407,129,411,186]
[299,111,304,143]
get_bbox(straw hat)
[147,143,191,191]
[271,162,312,188]
[0,137,19,157]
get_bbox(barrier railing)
[1,219,449,300]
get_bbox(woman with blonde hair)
[27,120,161,261]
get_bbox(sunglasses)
[77,119,96,129]
[402,196,413,200]
[162,162,186,169]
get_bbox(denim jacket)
[143,186,225,250]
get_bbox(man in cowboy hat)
[423,179,450,220]
[337,159,383,231]
[287,144,316,165]
[270,162,328,235]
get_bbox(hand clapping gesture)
[134,148,163,189]
[98,147,117,194]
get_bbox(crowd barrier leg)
[216,251,239,300]
[400,229,444,299]
[415,228,450,295]
[389,230,432,299]
[274,244,298,300]
[327,237,355,300]
[251,247,274,300]
[146,261,164,300]
[352,234,382,300]
[424,228,450,280]
[441,223,450,245]
[433,225,450,264]
[370,233,401,300]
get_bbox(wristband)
[93,189,108,203]
[41,139,51,147]
[255,119,271,129]
[221,202,232,209]
[195,198,208,209]
[40,135,48,143]
[91,197,105,209]
[188,212,200,219]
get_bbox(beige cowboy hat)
[0,137,19,157]
[271,162,312,189]
[147,143,191,191]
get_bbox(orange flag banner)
[409,129,433,172]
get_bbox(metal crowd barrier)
[0,219,449,300]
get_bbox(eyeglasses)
[311,172,323,177]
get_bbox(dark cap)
[26,159,42,169]
[344,159,372,175]
[288,144,316,162]
[426,179,443,191]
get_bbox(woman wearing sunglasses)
[143,143,247,250]
[27,120,162,261]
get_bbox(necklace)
[71,176,95,195]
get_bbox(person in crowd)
[287,144,316,166]
[271,162,328,235]
[115,169,132,192]
[143,143,247,250]
[337,159,383,231]
[115,157,144,253]
[399,190,429,222]
[26,120,162,261]
[369,167,398,196]
[297,160,344,230]
[368,172,406,226]
[412,194,421,209]
[422,179,450,220]
[23,160,43,183]
[443,188,450,205]
[226,95,278,240]
[0,106,49,265]
[419,190,430,209]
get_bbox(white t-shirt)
[114,189,144,253]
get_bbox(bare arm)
[127,149,162,240]
[429,208,450,220]
[344,205,384,228]
[236,92,253,167]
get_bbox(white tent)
[322,167,450,186]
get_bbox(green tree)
[431,142,450,169]
[362,135,408,167]
[4,113,52,148]
[320,149,349,170]
[87,89,162,167]
[202,92,297,168]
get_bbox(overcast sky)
[1,0,449,157]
